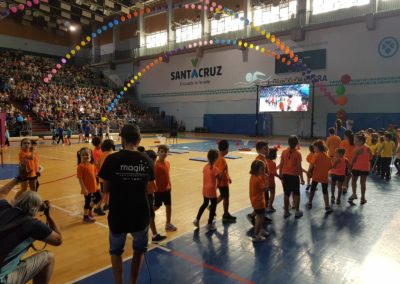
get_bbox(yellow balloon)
[81,42,86,47]
[134,76,138,80]
[138,72,142,77]
[271,37,276,43]
[130,79,134,84]
[66,54,71,59]
[261,48,265,52]
[76,46,81,50]
[86,36,91,42]
[71,50,76,55]
[123,87,128,91]
[101,117,107,122]
[243,42,248,47]
[266,33,271,39]
[255,46,259,51]
[255,27,260,32]
[261,30,266,35]
[127,83,131,87]
[249,44,254,49]
[238,41,242,46]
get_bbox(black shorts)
[154,191,171,207]
[254,208,265,215]
[218,186,229,198]
[352,170,369,177]
[282,175,300,196]
[85,133,89,138]
[25,176,38,181]
[148,194,155,218]
[331,174,345,183]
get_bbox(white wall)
[100,43,114,55]
[134,15,400,136]
[0,34,69,56]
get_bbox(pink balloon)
[184,4,189,9]
[212,2,217,7]
[206,0,210,4]
[44,78,49,83]
[56,64,61,69]
[27,1,32,7]
[209,39,214,44]
[33,0,39,4]
[51,69,57,74]
[188,44,192,48]
[197,5,202,10]
[210,7,214,11]
[18,4,24,10]
[190,4,195,9]
[10,7,17,13]
[48,74,52,79]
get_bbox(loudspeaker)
[161,111,165,118]
[290,28,305,42]
[366,13,376,31]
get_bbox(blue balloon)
[245,19,250,25]
[117,95,121,99]
[108,22,113,28]
[91,33,97,38]
[221,39,225,44]
[102,25,108,31]
[111,103,114,107]
[113,19,119,25]
[214,39,219,44]
[119,91,124,95]
[17,116,24,122]
[232,40,237,45]
[226,40,231,45]
[97,29,102,34]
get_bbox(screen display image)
[259,84,310,112]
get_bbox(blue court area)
[0,164,19,180]
[75,176,400,284]
[169,139,256,152]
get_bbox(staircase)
[10,100,50,136]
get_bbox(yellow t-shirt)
[369,143,380,156]
[380,141,395,158]
[366,135,372,146]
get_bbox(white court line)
[49,194,81,201]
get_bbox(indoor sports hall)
[0,1,400,284]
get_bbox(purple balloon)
[61,58,67,64]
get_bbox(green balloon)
[336,85,346,96]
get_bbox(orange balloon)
[289,52,294,58]
[286,61,291,66]
[276,55,281,60]
[141,68,146,73]
[127,13,132,19]
[281,57,286,63]
[294,57,298,62]
[271,52,275,58]
[158,56,163,62]
[121,16,126,22]
[337,96,348,106]
[150,63,154,67]
[280,44,285,50]
[285,47,290,54]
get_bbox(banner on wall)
[275,49,327,74]
[170,57,223,87]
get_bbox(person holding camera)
[0,175,62,284]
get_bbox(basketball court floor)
[1,133,399,283]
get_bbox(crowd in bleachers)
[0,49,161,136]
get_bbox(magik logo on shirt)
[120,164,146,172]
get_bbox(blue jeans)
[109,227,149,256]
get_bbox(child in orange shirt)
[247,141,270,225]
[16,138,36,198]
[349,135,372,205]
[326,127,341,159]
[31,141,41,192]
[146,150,167,242]
[249,160,269,242]
[330,148,349,204]
[305,144,315,191]
[307,140,333,214]
[77,147,104,223]
[194,149,221,231]
[278,135,305,219]
[92,136,103,171]
[215,140,236,223]
[340,130,355,193]
[266,147,278,213]
[154,145,177,232]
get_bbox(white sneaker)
[193,219,199,228]
[295,210,303,218]
[206,223,216,231]
[252,235,266,242]
[165,223,177,231]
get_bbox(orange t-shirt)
[19,150,36,178]
[255,154,269,188]
[331,157,347,176]
[93,148,102,172]
[340,140,355,162]
[353,145,371,172]
[148,180,157,195]
[280,148,302,176]
[249,175,266,210]
[202,165,221,198]
[326,135,341,157]
[306,153,315,164]
[214,155,230,187]
[266,159,276,188]
[98,151,113,183]
[33,152,39,173]
[77,163,98,193]
[310,152,332,183]
[155,160,171,192]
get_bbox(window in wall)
[312,0,370,15]
[175,22,202,43]
[253,0,297,27]
[146,30,168,48]
[211,12,244,36]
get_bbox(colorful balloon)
[336,85,346,96]
[341,74,351,85]
[336,96,348,106]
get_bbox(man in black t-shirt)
[0,178,62,284]
[98,124,154,284]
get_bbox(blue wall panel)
[204,114,272,135]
